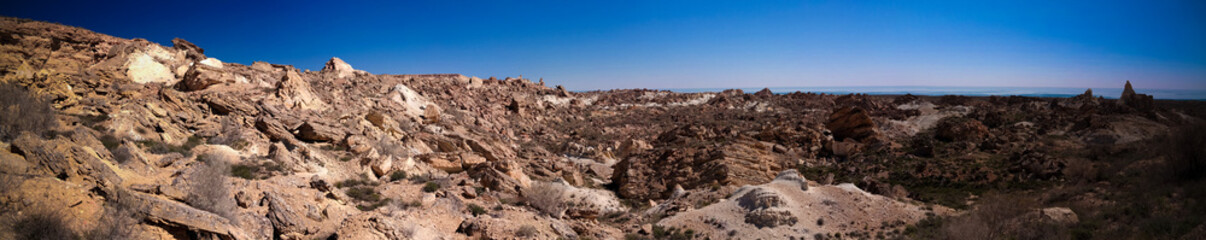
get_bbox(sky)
[3,0,1205,90]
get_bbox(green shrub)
[468,203,487,216]
[137,135,205,156]
[346,187,381,202]
[422,182,440,193]
[99,134,121,151]
[230,164,255,180]
[230,160,284,180]
[390,171,407,182]
[336,178,378,188]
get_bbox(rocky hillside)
[1,16,1204,240]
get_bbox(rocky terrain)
[1,16,1204,240]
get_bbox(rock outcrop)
[1119,80,1155,112]
[657,170,945,239]
[322,57,356,79]
[1,16,1199,240]
[827,106,878,142]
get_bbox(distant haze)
[4,1,1204,91]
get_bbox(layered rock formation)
[1,16,1203,240]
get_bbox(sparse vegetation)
[208,118,249,150]
[8,210,78,240]
[651,225,696,240]
[468,203,487,216]
[99,134,121,151]
[86,190,142,239]
[109,144,136,164]
[337,177,379,188]
[346,186,381,202]
[137,135,205,156]
[0,82,56,141]
[1164,122,1206,182]
[516,224,538,237]
[230,160,284,180]
[188,154,235,220]
[389,171,407,182]
[423,182,440,193]
[524,181,567,217]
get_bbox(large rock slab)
[826,106,878,142]
[277,71,328,111]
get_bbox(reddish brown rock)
[295,121,344,142]
[934,117,989,142]
[826,106,878,142]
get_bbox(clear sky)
[3,0,1205,90]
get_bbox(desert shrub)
[652,225,696,239]
[230,164,255,180]
[188,154,235,220]
[0,82,56,141]
[376,138,406,158]
[523,181,567,217]
[422,182,440,193]
[86,190,141,239]
[346,187,381,202]
[390,171,407,182]
[336,177,378,188]
[208,118,248,150]
[110,144,136,164]
[904,192,1075,240]
[137,135,205,156]
[230,160,284,180]
[515,225,538,237]
[98,134,121,151]
[1164,123,1206,182]
[401,200,422,209]
[9,210,78,240]
[467,203,487,216]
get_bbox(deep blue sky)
[3,0,1205,90]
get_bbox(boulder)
[322,57,355,79]
[251,61,277,72]
[1039,207,1079,225]
[336,212,438,239]
[295,121,345,142]
[617,139,652,158]
[277,71,328,111]
[370,155,393,177]
[180,63,234,91]
[266,191,323,238]
[125,51,175,84]
[826,106,878,142]
[256,117,294,142]
[470,160,532,192]
[202,92,258,115]
[123,190,252,240]
[199,57,224,68]
[388,84,435,121]
[171,38,206,60]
